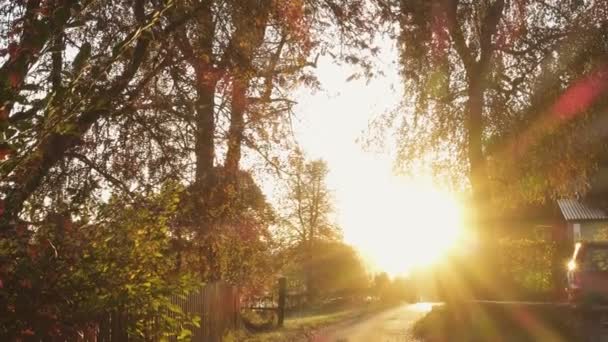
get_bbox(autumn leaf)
[27,245,39,260]
[8,72,23,88]
[16,223,27,237]
[19,279,32,289]
[7,42,19,61]
[0,144,12,160]
[0,106,7,121]
[20,328,35,336]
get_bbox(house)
[557,199,608,243]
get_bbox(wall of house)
[577,221,608,241]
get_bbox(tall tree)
[366,0,608,297]
[371,0,608,219]
[0,0,383,337]
[0,0,198,225]
[279,153,340,299]
[162,0,380,280]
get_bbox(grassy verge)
[413,302,583,342]
[230,303,392,342]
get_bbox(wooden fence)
[95,282,240,342]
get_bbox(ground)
[239,302,429,342]
[310,303,434,342]
[241,301,608,342]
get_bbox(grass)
[412,302,585,342]
[230,302,392,342]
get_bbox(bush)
[0,184,198,340]
[413,303,581,341]
[498,237,557,299]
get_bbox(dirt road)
[309,303,438,342]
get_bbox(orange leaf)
[21,328,35,336]
[8,72,22,88]
[27,245,39,259]
[0,146,11,160]
[7,42,19,61]
[19,279,32,289]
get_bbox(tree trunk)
[2,33,152,226]
[224,79,247,177]
[1,1,187,226]
[0,0,79,116]
[224,0,271,179]
[466,70,495,299]
[305,237,316,304]
[172,1,218,278]
[193,1,217,195]
[466,73,489,224]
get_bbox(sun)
[342,176,465,277]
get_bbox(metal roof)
[557,199,608,221]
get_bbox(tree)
[372,274,415,303]
[371,0,608,220]
[278,153,341,300]
[309,241,369,297]
[282,240,370,301]
[0,0,381,277]
[125,0,381,280]
[0,183,198,340]
[365,0,608,299]
[173,168,276,287]
[0,0,385,337]
[372,272,391,297]
[0,0,195,224]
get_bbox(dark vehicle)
[567,242,608,306]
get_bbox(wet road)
[311,303,439,342]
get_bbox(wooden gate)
[173,282,241,341]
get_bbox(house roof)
[557,199,608,221]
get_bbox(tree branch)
[445,0,475,74]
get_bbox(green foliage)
[413,303,581,342]
[498,236,557,298]
[372,273,415,303]
[278,153,341,247]
[174,169,276,289]
[276,154,366,301]
[0,183,198,340]
[592,226,608,241]
[282,241,369,300]
[308,241,370,296]
[371,0,608,207]
[0,0,382,340]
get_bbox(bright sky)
[289,42,466,277]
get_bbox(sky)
[282,41,466,276]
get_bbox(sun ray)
[343,175,465,276]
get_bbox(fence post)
[278,277,286,327]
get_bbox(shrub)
[0,184,198,340]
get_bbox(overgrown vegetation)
[413,303,583,342]
[4,0,608,339]
[0,183,199,339]
[0,0,380,339]
[275,154,371,303]
[369,0,608,299]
